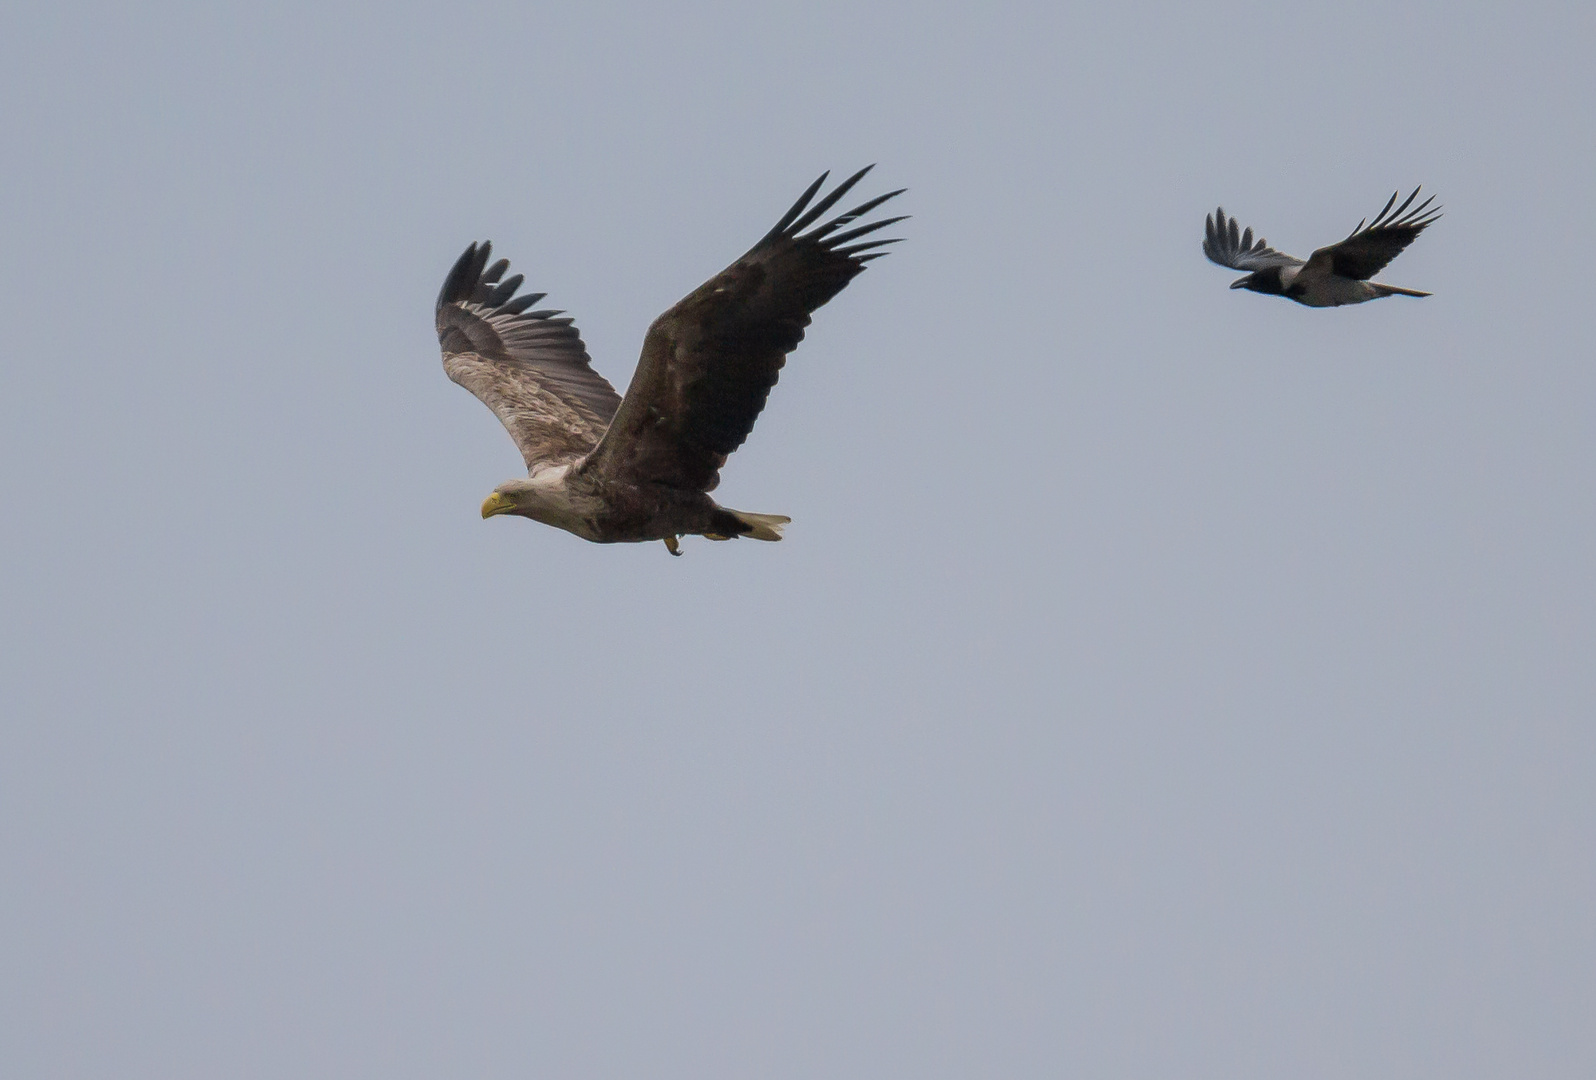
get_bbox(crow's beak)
[1230,276,1250,290]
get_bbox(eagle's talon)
[663,536,681,556]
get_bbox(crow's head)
[1231,267,1286,295]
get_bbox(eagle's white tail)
[1373,283,1432,298]
[728,510,791,541]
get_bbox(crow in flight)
[1204,189,1440,306]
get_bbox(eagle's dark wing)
[1204,207,1304,271]
[579,167,905,492]
[436,241,622,471]
[1304,188,1441,280]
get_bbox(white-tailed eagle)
[1204,188,1440,306]
[436,167,905,555]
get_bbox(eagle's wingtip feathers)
[437,240,495,313]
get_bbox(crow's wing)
[1204,207,1304,271]
[1304,188,1441,280]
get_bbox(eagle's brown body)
[482,464,758,545]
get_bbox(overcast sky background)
[3,1,1593,1077]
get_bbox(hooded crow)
[1204,189,1440,307]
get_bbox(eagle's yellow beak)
[481,492,515,519]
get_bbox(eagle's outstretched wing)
[1304,188,1441,281]
[435,242,622,471]
[579,167,906,492]
[1203,207,1304,271]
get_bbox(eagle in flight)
[1204,188,1440,306]
[436,167,904,555]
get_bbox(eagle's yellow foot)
[663,536,681,556]
[703,532,731,541]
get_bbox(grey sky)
[2,1,1593,1077]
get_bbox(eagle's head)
[480,478,537,519]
